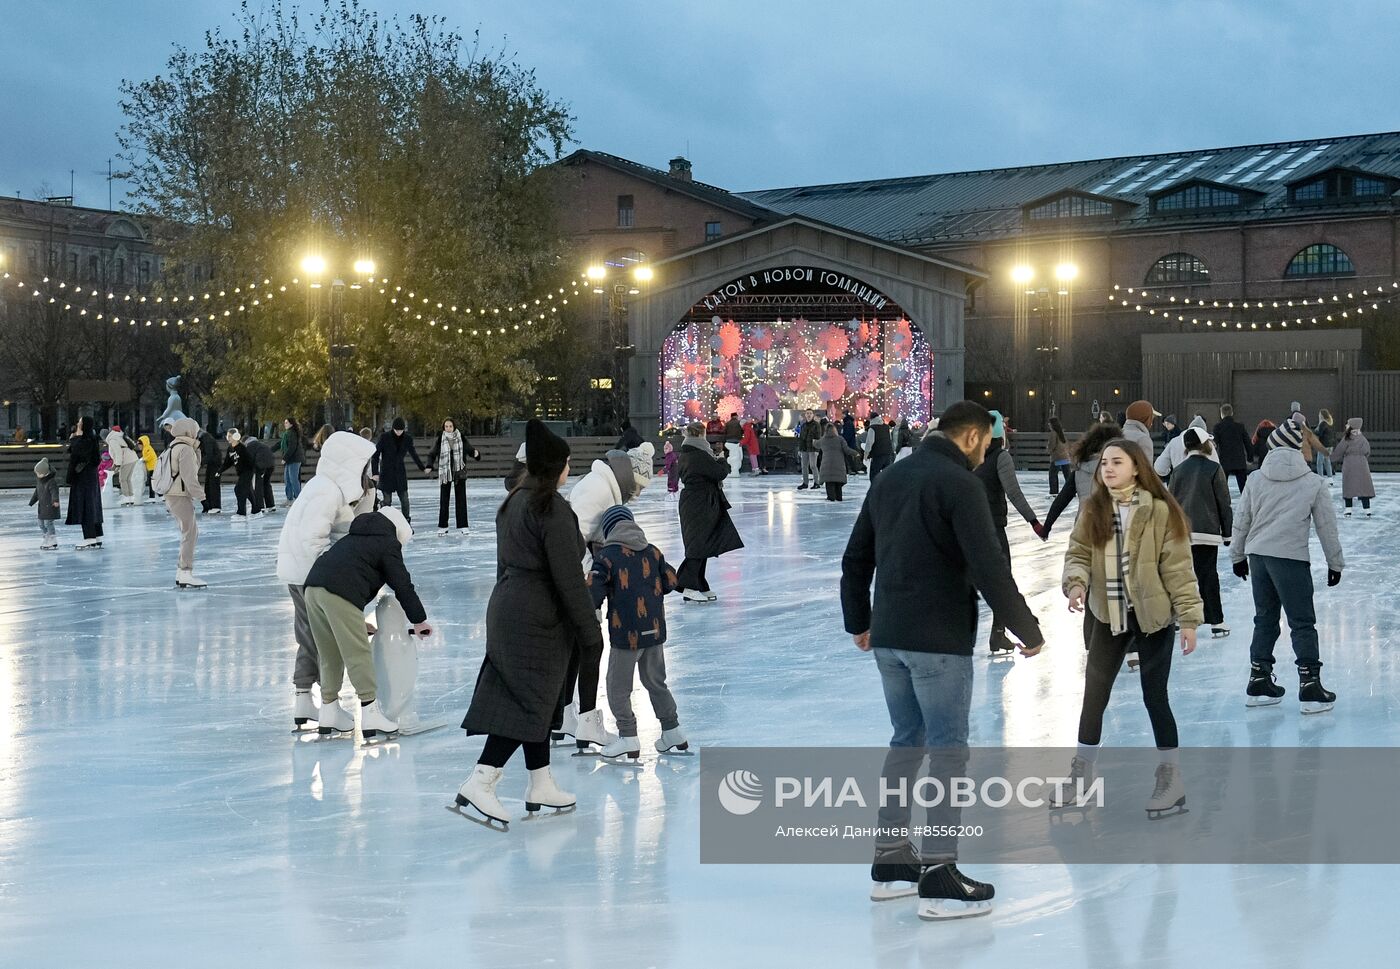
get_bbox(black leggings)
[1042,477,1078,534]
[1048,463,1071,493]
[1231,470,1248,494]
[558,634,604,715]
[678,557,710,592]
[1079,613,1178,749]
[478,735,550,770]
[1192,544,1223,626]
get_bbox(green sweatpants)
[305,586,376,704]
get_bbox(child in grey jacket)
[1230,420,1344,714]
[29,457,61,550]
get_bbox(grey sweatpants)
[799,451,818,487]
[605,645,680,738]
[164,495,198,570]
[289,584,320,690]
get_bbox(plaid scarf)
[1103,487,1140,635]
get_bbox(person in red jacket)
[741,420,765,474]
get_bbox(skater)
[138,433,158,500]
[863,412,895,482]
[1161,415,1181,446]
[1230,419,1344,713]
[615,418,643,451]
[841,401,1043,919]
[198,426,223,514]
[895,418,914,461]
[1167,428,1232,638]
[246,433,277,514]
[1122,400,1157,460]
[275,417,305,503]
[569,442,654,546]
[1046,417,1072,495]
[816,423,859,501]
[66,417,104,549]
[663,440,679,494]
[504,441,528,491]
[29,457,60,550]
[373,417,427,520]
[1251,420,1276,468]
[303,506,432,740]
[741,419,764,474]
[677,421,744,602]
[105,426,140,505]
[1329,418,1374,517]
[311,422,335,452]
[723,411,744,476]
[276,430,378,730]
[1060,438,1202,819]
[976,410,1043,654]
[220,428,257,518]
[586,505,687,760]
[427,417,480,535]
[797,408,821,490]
[1211,404,1254,495]
[1312,410,1337,481]
[456,420,596,825]
[157,417,208,588]
[1040,422,1125,538]
[1154,415,1218,479]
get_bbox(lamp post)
[587,262,651,430]
[1012,261,1077,428]
[302,254,374,430]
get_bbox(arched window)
[1285,244,1354,278]
[1145,253,1210,286]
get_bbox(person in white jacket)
[275,431,377,728]
[558,441,654,748]
[1154,415,1220,479]
[105,427,141,505]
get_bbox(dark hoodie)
[30,460,60,521]
[304,512,427,622]
[587,519,680,649]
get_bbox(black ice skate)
[1145,763,1187,820]
[1298,662,1336,715]
[916,863,994,921]
[870,842,921,901]
[987,628,1016,658]
[1246,663,1285,707]
[1211,624,1231,638]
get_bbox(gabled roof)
[558,149,778,222]
[1145,177,1265,199]
[1021,188,1131,209]
[738,130,1400,245]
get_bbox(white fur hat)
[378,506,413,546]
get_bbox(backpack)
[152,442,189,496]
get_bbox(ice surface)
[0,472,1396,967]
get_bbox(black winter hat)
[526,419,570,478]
[392,417,406,431]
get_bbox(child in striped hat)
[586,504,688,760]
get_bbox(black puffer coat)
[373,430,425,492]
[677,442,744,560]
[462,489,602,742]
[65,432,103,529]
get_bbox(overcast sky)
[3,0,1397,209]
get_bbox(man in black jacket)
[198,428,222,514]
[841,400,1043,919]
[1211,403,1254,494]
[373,417,426,521]
[863,412,895,482]
[797,408,821,490]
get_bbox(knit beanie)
[525,419,569,478]
[600,504,635,538]
[392,416,406,431]
[34,457,51,477]
[988,410,1006,439]
[1164,414,1178,427]
[627,442,655,489]
[378,506,413,546]
[1126,400,1155,425]
[1291,411,1307,428]
[1347,417,1363,431]
[1268,420,1304,451]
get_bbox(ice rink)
[1,470,1395,968]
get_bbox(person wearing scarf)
[676,422,744,602]
[428,417,481,535]
[1060,438,1202,818]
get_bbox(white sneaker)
[293,691,318,727]
[600,736,642,760]
[359,699,398,739]
[175,569,208,589]
[573,707,618,748]
[682,588,709,603]
[524,766,576,812]
[317,697,354,735]
[455,764,510,824]
[654,727,690,753]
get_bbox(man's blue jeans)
[872,648,973,863]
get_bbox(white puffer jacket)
[276,431,377,585]
[106,429,137,467]
[568,459,624,544]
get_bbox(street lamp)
[1011,264,1034,287]
[300,253,373,430]
[352,258,376,276]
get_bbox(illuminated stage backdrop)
[660,315,932,425]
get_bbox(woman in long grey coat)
[677,421,744,603]
[816,424,858,501]
[456,420,599,825]
[1330,418,1375,517]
